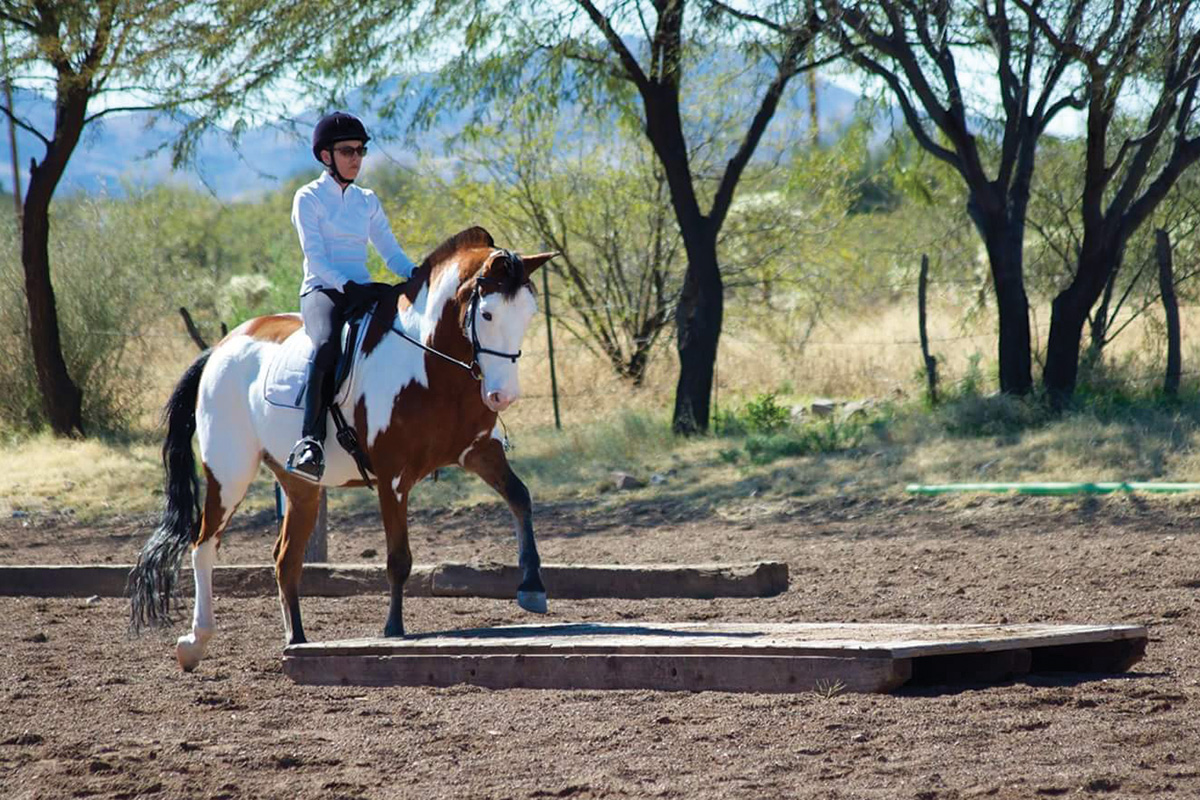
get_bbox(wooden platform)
[282,621,1148,694]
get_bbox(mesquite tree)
[821,0,1087,396]
[329,0,826,433]
[0,0,334,434]
[1019,0,1200,405]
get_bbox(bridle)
[387,250,525,382]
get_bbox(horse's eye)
[482,311,493,321]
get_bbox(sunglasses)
[332,145,368,158]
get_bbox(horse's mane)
[420,226,495,272]
[406,226,531,299]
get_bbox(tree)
[1028,133,1200,383]
[332,0,825,433]
[0,0,332,435]
[460,110,683,385]
[1016,0,1200,405]
[821,0,1087,396]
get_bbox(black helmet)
[311,112,371,162]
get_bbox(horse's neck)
[397,267,465,346]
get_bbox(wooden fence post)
[541,261,562,430]
[1156,229,1181,397]
[918,254,939,404]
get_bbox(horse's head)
[461,247,556,412]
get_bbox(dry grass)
[3,300,1198,523]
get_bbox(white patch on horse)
[176,538,217,671]
[457,427,493,466]
[474,287,538,410]
[197,341,266,502]
[360,263,462,448]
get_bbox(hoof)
[383,624,405,638]
[517,590,547,614]
[175,630,210,672]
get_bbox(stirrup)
[286,437,325,482]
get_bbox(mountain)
[0,73,866,201]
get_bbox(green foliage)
[743,418,870,465]
[715,391,877,465]
[0,195,201,432]
[742,393,792,434]
[453,108,684,384]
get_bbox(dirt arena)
[2,494,1199,799]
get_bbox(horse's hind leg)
[462,438,546,614]
[269,470,321,646]
[177,461,254,671]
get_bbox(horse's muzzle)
[484,389,516,412]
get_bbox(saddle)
[264,284,397,486]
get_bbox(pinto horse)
[129,227,556,671]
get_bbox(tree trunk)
[672,223,722,435]
[971,202,1033,396]
[23,169,82,434]
[20,85,89,436]
[1044,242,1120,408]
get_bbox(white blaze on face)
[475,286,537,412]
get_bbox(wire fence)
[83,287,1200,420]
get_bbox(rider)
[286,111,417,481]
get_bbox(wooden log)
[0,562,785,599]
[431,561,789,599]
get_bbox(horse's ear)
[521,252,558,280]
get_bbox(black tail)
[128,349,212,632]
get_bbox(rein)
[387,251,523,381]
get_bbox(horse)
[129,226,556,671]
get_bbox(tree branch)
[709,15,818,230]
[573,0,650,93]
[0,99,48,147]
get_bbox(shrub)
[742,392,792,433]
[743,418,868,464]
[0,195,198,433]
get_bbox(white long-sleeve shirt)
[291,170,416,295]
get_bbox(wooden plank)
[285,622,1148,658]
[282,653,913,694]
[283,621,1148,693]
[0,564,433,598]
[0,562,784,599]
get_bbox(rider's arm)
[291,188,347,292]
[366,192,417,280]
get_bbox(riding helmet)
[311,112,371,161]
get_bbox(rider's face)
[323,138,364,182]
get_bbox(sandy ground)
[2,493,1199,799]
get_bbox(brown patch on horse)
[194,465,227,550]
[241,315,302,343]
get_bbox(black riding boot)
[286,363,330,481]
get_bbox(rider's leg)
[287,288,346,480]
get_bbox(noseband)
[389,249,525,381]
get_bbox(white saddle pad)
[263,313,372,410]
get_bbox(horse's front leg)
[463,439,546,614]
[377,479,413,637]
